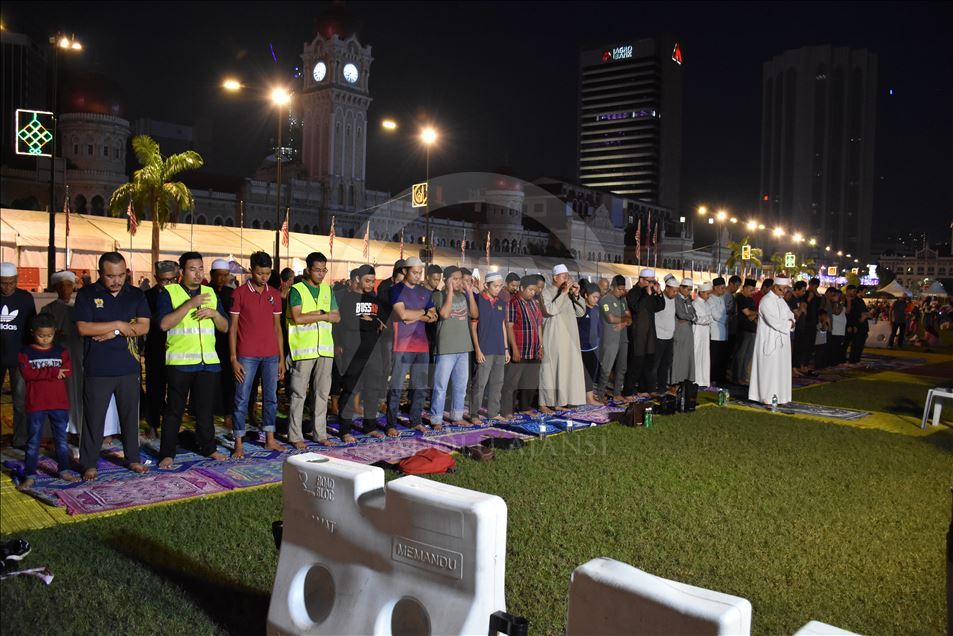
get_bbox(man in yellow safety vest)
[286,252,340,449]
[157,252,229,468]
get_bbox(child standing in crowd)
[577,281,604,406]
[17,314,79,490]
[814,308,830,370]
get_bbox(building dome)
[60,72,125,118]
[314,2,360,40]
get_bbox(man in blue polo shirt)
[74,252,151,481]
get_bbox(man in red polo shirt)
[229,251,285,458]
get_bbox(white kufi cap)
[553,264,569,275]
[639,268,655,279]
[680,277,694,287]
[211,258,230,271]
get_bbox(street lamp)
[381,118,397,131]
[420,126,438,262]
[46,32,83,287]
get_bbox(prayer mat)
[736,400,871,421]
[900,362,953,378]
[54,469,230,515]
[501,414,582,436]
[560,404,625,424]
[195,460,284,489]
[313,438,447,465]
[425,427,531,451]
[859,354,928,371]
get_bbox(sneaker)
[1,538,31,562]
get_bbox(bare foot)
[491,415,508,422]
[368,430,385,439]
[341,434,357,444]
[538,406,555,414]
[263,439,287,452]
[158,458,174,470]
[314,437,335,447]
[385,427,400,438]
[586,398,602,406]
[466,415,483,425]
[18,477,36,491]
[450,419,469,427]
[59,472,81,483]
[83,468,98,481]
[414,424,429,434]
[231,448,246,460]
[431,421,444,432]
[292,441,308,450]
[209,452,228,461]
[128,462,150,474]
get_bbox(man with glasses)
[287,252,340,448]
[143,260,179,437]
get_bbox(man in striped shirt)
[501,276,544,416]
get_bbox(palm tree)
[109,135,204,265]
[724,236,763,278]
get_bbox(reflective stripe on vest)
[287,281,334,360]
[165,284,221,366]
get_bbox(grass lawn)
[2,407,950,635]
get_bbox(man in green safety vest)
[156,252,230,468]
[287,252,340,449]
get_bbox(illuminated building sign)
[672,43,683,65]
[15,109,54,157]
[595,109,657,122]
[601,45,633,62]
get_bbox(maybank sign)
[601,45,633,62]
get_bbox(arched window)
[90,195,104,215]
[225,218,234,227]
[263,221,272,230]
[74,195,87,213]
[293,223,301,233]
[502,239,510,252]
[338,183,344,205]
[302,225,311,234]
[184,214,192,223]
[252,220,261,229]
[196,215,207,225]
[349,185,355,208]
[213,216,223,226]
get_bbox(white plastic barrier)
[793,620,859,635]
[267,453,508,635]
[566,557,752,635]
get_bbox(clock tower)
[300,32,373,222]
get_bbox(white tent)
[920,280,949,297]
[878,279,912,298]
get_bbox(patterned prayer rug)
[424,427,532,451]
[736,400,871,421]
[195,460,285,489]
[54,469,230,515]
[313,438,447,464]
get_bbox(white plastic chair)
[921,387,953,429]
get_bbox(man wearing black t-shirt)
[0,262,37,448]
[733,279,758,385]
[337,265,385,441]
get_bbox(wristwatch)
[113,329,121,337]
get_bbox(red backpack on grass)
[399,448,457,475]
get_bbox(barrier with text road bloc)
[793,620,859,635]
[566,558,752,635]
[267,454,508,635]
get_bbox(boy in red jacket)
[17,314,79,489]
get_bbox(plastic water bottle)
[717,389,727,406]
[643,407,653,428]
[771,395,778,412]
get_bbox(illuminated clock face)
[313,62,327,82]
[342,63,359,84]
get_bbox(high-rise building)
[577,36,684,213]
[760,45,877,259]
[1,29,48,166]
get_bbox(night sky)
[5,1,952,244]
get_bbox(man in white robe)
[539,264,587,410]
[692,282,713,388]
[749,277,795,405]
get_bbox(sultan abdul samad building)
[1,16,693,268]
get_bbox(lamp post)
[47,33,82,287]
[420,126,437,263]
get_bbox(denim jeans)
[387,351,430,428]
[233,356,279,434]
[430,352,470,422]
[25,409,71,477]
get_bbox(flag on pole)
[281,209,290,247]
[329,215,336,259]
[64,190,71,238]
[634,217,641,265]
[362,222,370,260]
[652,215,658,267]
[486,231,491,262]
[126,200,138,236]
[399,228,404,260]
[461,229,466,263]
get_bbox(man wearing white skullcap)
[692,282,713,387]
[538,264,586,410]
[648,274,680,393]
[209,258,236,428]
[670,276,697,385]
[622,266,664,397]
[1,262,37,447]
[41,271,85,434]
[749,276,795,405]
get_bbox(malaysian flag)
[362,222,370,260]
[652,214,658,267]
[485,231,491,262]
[461,229,466,263]
[281,209,289,247]
[399,228,404,260]
[126,200,138,236]
[64,190,71,238]
[329,215,335,258]
[634,217,641,265]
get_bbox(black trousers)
[161,368,218,460]
[709,340,729,384]
[827,335,846,366]
[338,339,384,435]
[651,338,674,392]
[144,354,167,431]
[80,374,142,472]
[848,330,867,363]
[501,359,540,415]
[581,350,599,392]
[889,321,905,347]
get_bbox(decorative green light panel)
[15,109,55,157]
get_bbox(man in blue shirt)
[156,252,229,468]
[74,252,152,480]
[469,271,509,422]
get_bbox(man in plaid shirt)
[501,276,544,416]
